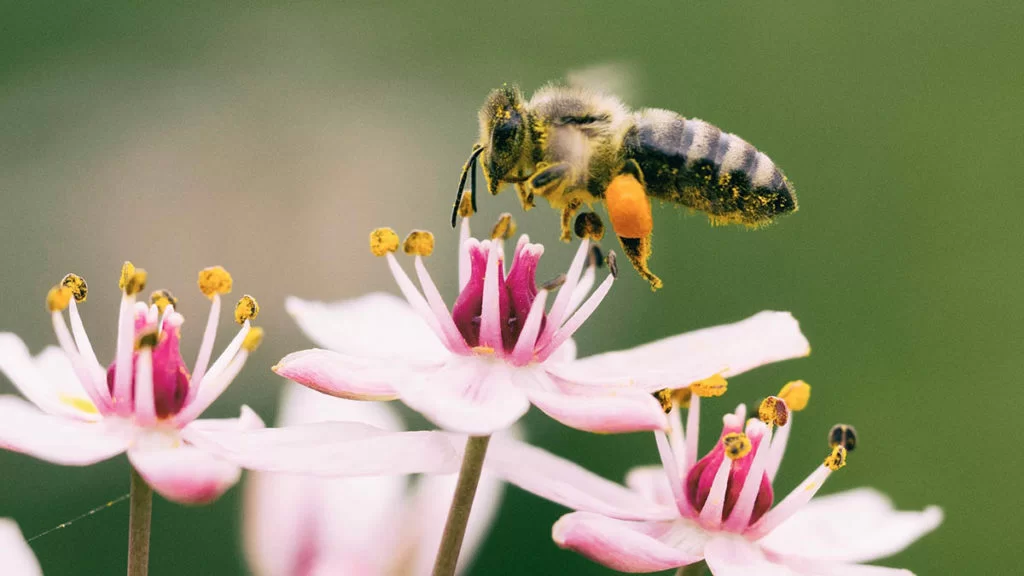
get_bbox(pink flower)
[275,218,811,435]
[0,264,455,504]
[0,518,41,576]
[485,384,942,575]
[244,383,503,576]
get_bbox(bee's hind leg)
[514,182,535,211]
[605,170,663,290]
[617,236,663,291]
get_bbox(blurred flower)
[275,217,810,435]
[245,383,502,576]
[0,264,456,504]
[486,386,942,574]
[0,518,41,576]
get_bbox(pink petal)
[553,512,702,573]
[550,311,810,393]
[285,293,449,363]
[0,519,42,576]
[181,405,266,434]
[0,334,86,418]
[244,385,409,576]
[625,466,679,510]
[527,384,668,434]
[0,395,129,465]
[394,359,531,435]
[183,421,458,476]
[128,443,241,505]
[758,488,942,564]
[401,467,505,575]
[703,536,793,576]
[485,436,677,521]
[274,349,438,401]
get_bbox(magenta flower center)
[685,425,774,527]
[451,240,545,354]
[106,313,191,418]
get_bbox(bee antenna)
[452,145,485,228]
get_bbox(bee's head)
[479,85,532,183]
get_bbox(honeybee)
[452,83,798,290]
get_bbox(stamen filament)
[698,454,733,529]
[113,293,137,415]
[458,218,472,290]
[66,300,104,388]
[654,430,692,517]
[668,404,687,477]
[414,256,470,354]
[133,347,156,425]
[198,320,250,389]
[175,350,249,425]
[723,422,772,531]
[565,262,596,318]
[538,270,613,361]
[764,419,791,482]
[385,253,451,347]
[188,295,221,404]
[509,290,549,365]
[478,243,503,351]
[685,395,701,473]
[746,463,835,539]
[50,312,108,414]
[536,238,590,350]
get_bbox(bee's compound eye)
[828,424,857,452]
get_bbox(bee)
[452,83,798,290]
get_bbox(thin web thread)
[26,493,130,543]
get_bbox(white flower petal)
[128,443,242,505]
[553,512,702,573]
[0,334,68,416]
[273,348,434,401]
[286,293,449,363]
[549,311,810,393]
[395,360,531,435]
[758,488,943,564]
[485,436,677,521]
[0,518,42,576]
[625,465,678,509]
[0,395,129,465]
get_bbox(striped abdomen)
[622,108,797,226]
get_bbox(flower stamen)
[234,295,260,324]
[757,396,790,427]
[198,266,233,299]
[778,380,810,411]
[242,326,265,352]
[691,374,728,398]
[723,432,752,460]
[402,230,435,257]
[46,286,72,312]
[119,261,147,296]
[824,445,847,471]
[369,227,400,256]
[490,213,516,240]
[828,424,857,452]
[61,273,88,302]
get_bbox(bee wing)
[566,62,640,104]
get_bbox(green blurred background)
[1,1,1019,573]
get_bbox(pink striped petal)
[758,488,943,564]
[128,443,241,504]
[274,349,440,401]
[285,293,449,363]
[486,436,677,521]
[394,360,530,435]
[527,385,668,434]
[550,311,810,393]
[184,421,458,477]
[0,396,129,465]
[0,519,42,576]
[553,512,702,573]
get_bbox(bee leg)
[528,162,571,198]
[514,182,535,211]
[617,236,663,291]
[559,199,582,242]
[604,172,662,290]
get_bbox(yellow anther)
[722,432,752,460]
[574,212,605,241]
[46,286,73,312]
[58,394,98,415]
[691,374,728,398]
[490,213,517,240]
[242,326,264,352]
[471,346,495,356]
[824,445,847,471]
[674,387,693,409]
[150,289,178,313]
[119,261,147,296]
[369,227,400,256]
[779,380,811,411]
[653,389,673,413]
[198,266,233,299]
[234,295,260,324]
[61,274,88,303]
[828,424,858,452]
[758,396,790,427]
[137,331,159,349]
[458,191,475,218]
[403,230,435,257]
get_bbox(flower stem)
[432,435,491,576]
[127,466,152,576]
[676,561,709,576]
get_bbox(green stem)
[676,561,709,576]
[127,466,152,576]
[432,435,491,576]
